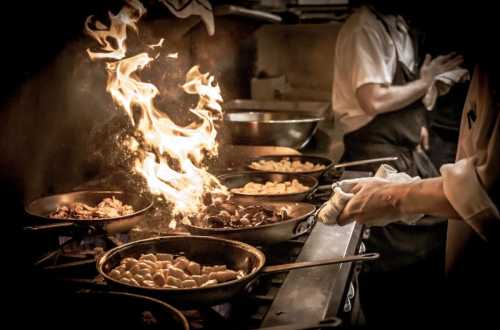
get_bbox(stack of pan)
[184,154,397,246]
[24,155,394,328]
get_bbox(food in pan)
[109,253,246,288]
[49,196,134,220]
[192,200,289,229]
[231,179,309,195]
[249,157,326,173]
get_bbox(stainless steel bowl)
[224,111,324,149]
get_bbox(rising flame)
[85,0,227,219]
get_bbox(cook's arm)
[356,54,463,115]
[336,178,459,226]
[396,177,460,219]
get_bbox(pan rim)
[25,190,153,222]
[97,235,266,293]
[84,290,190,329]
[224,111,325,124]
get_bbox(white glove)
[318,165,424,227]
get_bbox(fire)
[85,0,227,219]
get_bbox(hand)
[420,52,464,87]
[337,179,405,226]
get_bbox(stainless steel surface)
[261,171,370,327]
[261,252,378,274]
[25,191,153,234]
[184,202,316,245]
[262,221,363,326]
[220,172,319,203]
[223,111,324,149]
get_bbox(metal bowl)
[223,111,324,149]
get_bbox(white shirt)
[332,6,416,134]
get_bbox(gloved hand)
[318,165,424,227]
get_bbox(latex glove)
[317,177,390,225]
[337,179,407,226]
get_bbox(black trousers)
[358,242,446,328]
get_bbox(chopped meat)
[192,201,290,229]
[49,196,134,220]
[110,253,245,289]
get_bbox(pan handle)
[305,184,332,201]
[291,215,316,239]
[260,252,380,275]
[332,156,398,169]
[23,222,76,232]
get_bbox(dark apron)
[342,10,445,272]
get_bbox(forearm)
[394,177,461,220]
[357,78,429,115]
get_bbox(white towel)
[159,0,215,36]
[423,67,470,110]
[317,164,424,227]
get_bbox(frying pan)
[97,236,379,306]
[183,202,317,245]
[44,290,189,330]
[247,154,398,178]
[219,172,320,203]
[24,191,153,234]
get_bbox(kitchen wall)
[253,23,342,103]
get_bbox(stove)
[21,171,365,329]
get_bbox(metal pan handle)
[333,156,398,169]
[261,252,380,275]
[291,215,316,239]
[24,222,76,232]
[305,184,332,201]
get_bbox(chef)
[331,0,464,324]
[337,60,500,326]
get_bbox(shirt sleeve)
[347,26,394,91]
[440,66,500,241]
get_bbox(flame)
[86,0,227,218]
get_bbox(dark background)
[0,0,497,324]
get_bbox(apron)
[342,9,445,272]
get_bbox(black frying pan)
[24,190,153,234]
[97,236,379,306]
[45,290,189,329]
